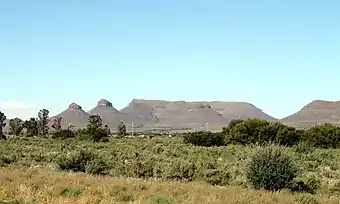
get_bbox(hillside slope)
[88,99,145,130]
[151,101,230,130]
[281,100,340,128]
[208,101,277,121]
[51,103,89,129]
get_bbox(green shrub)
[163,159,196,181]
[246,144,298,191]
[183,131,225,147]
[202,169,230,186]
[304,176,321,194]
[290,177,320,194]
[58,150,94,172]
[52,129,75,140]
[0,154,17,167]
[293,141,313,154]
[224,119,301,146]
[76,127,109,142]
[329,181,340,194]
[85,158,110,175]
[303,124,340,148]
[57,149,109,175]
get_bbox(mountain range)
[3,99,340,132]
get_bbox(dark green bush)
[202,169,230,186]
[76,127,109,142]
[85,158,110,175]
[246,144,298,191]
[0,154,17,167]
[58,150,94,172]
[52,129,75,140]
[163,160,196,181]
[183,131,224,147]
[224,119,301,146]
[57,149,109,175]
[303,123,340,148]
[290,177,321,194]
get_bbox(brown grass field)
[0,167,339,204]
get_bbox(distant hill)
[51,103,89,129]
[120,99,277,131]
[151,101,230,130]
[208,101,277,121]
[120,99,161,125]
[88,99,145,130]
[281,100,340,128]
[7,98,340,132]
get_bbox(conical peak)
[69,103,82,110]
[97,99,113,107]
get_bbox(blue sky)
[0,0,339,119]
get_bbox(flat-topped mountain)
[120,99,277,130]
[151,101,230,130]
[281,100,340,128]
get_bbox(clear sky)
[0,0,339,120]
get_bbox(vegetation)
[2,109,340,202]
[0,111,6,140]
[74,115,110,142]
[183,131,224,147]
[303,123,340,148]
[117,121,127,138]
[22,118,38,137]
[51,116,62,132]
[2,168,339,204]
[185,119,340,149]
[57,149,109,175]
[52,129,75,139]
[246,143,298,191]
[9,117,23,136]
[37,109,49,136]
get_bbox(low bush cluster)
[57,149,109,175]
[183,131,224,147]
[184,119,340,149]
[77,127,109,142]
[52,129,75,140]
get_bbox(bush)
[76,127,109,142]
[183,131,224,147]
[224,119,301,146]
[202,169,230,186]
[57,149,109,175]
[303,123,340,148]
[52,129,75,140]
[85,158,110,175]
[0,154,17,167]
[246,144,298,191]
[290,177,320,194]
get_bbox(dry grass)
[0,167,339,204]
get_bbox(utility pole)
[132,121,134,137]
[206,122,209,131]
[315,111,318,125]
